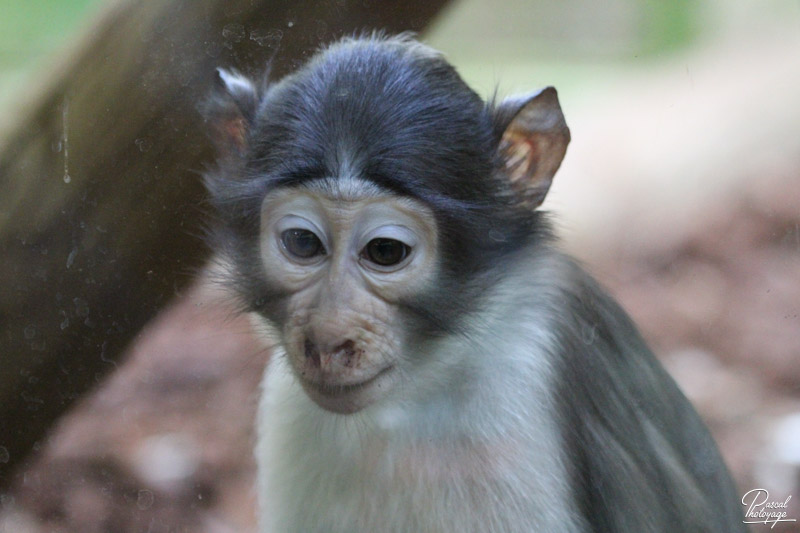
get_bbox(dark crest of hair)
[204,33,556,326]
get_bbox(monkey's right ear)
[494,88,570,209]
[204,68,259,157]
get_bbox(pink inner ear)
[501,124,568,209]
[213,115,248,156]
[223,117,247,152]
[503,130,540,186]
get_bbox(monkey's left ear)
[495,87,570,209]
[204,68,259,157]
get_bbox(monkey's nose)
[304,338,321,367]
[304,338,358,369]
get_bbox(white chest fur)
[255,285,587,533]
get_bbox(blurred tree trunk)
[0,0,450,489]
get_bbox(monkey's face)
[206,36,569,414]
[258,178,439,414]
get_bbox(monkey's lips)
[298,366,395,414]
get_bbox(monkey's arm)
[553,266,746,532]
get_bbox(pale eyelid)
[274,215,329,262]
[358,225,419,273]
[360,224,419,249]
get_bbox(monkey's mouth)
[298,366,395,414]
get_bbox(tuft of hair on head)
[326,30,443,61]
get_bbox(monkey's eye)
[362,238,410,268]
[281,229,325,260]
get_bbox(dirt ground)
[0,165,798,532]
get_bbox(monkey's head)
[204,34,569,414]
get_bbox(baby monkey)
[204,34,745,533]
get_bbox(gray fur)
[204,34,746,533]
[253,245,745,532]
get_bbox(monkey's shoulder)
[540,257,745,532]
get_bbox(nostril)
[337,340,356,356]
[304,339,320,367]
[333,340,357,367]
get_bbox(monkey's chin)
[299,366,395,415]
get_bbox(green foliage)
[0,0,102,108]
[638,0,697,56]
[427,0,700,63]
[0,0,101,61]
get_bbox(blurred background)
[0,0,798,531]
